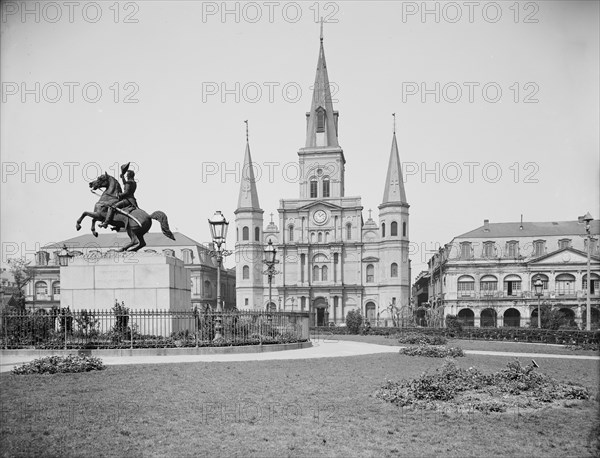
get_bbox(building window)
[366,264,374,283]
[556,274,575,295]
[402,222,406,237]
[288,226,294,242]
[318,232,323,243]
[36,251,49,266]
[457,275,475,297]
[242,226,249,241]
[163,249,175,257]
[533,240,545,257]
[310,180,318,198]
[236,228,239,241]
[323,179,330,198]
[333,253,338,282]
[255,227,260,242]
[242,265,250,280]
[480,276,498,295]
[558,239,571,249]
[301,254,305,283]
[584,237,598,254]
[313,266,320,282]
[346,224,352,240]
[316,107,325,133]
[460,242,473,260]
[503,276,522,296]
[506,241,519,258]
[583,275,600,294]
[52,282,60,295]
[483,241,495,258]
[182,249,193,264]
[390,263,398,278]
[244,298,249,307]
[322,265,328,281]
[532,274,549,290]
[204,280,211,298]
[381,223,385,237]
[35,281,48,296]
[391,221,398,236]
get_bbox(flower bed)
[375,359,590,412]
[11,355,105,375]
[399,345,464,358]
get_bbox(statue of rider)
[100,163,138,228]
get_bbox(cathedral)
[234,30,410,326]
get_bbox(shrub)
[375,358,590,411]
[346,310,363,334]
[399,345,464,358]
[12,355,105,375]
[445,315,462,333]
[397,333,447,346]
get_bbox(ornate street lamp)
[58,245,73,267]
[533,276,544,328]
[579,212,594,330]
[262,240,279,313]
[208,211,232,341]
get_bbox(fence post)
[64,312,67,350]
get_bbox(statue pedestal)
[60,252,191,336]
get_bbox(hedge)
[311,326,600,346]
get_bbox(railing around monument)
[0,310,310,350]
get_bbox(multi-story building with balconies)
[23,232,236,312]
[425,218,600,328]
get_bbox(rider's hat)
[120,162,131,174]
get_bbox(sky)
[1,0,599,277]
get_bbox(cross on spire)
[368,209,372,219]
[392,113,396,134]
[320,17,324,41]
[270,212,274,223]
[244,120,249,142]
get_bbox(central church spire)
[305,24,339,148]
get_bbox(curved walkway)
[1,340,598,373]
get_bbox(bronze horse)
[76,172,175,251]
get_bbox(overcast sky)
[1,0,599,276]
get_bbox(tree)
[345,310,363,334]
[7,258,34,311]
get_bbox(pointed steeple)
[305,23,339,148]
[381,128,408,206]
[237,121,261,211]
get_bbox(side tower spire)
[381,115,407,206]
[235,121,264,310]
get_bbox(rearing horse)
[76,172,175,251]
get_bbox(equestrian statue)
[76,163,175,251]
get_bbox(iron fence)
[0,309,310,350]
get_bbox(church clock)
[313,209,328,225]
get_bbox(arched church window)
[310,180,318,198]
[318,232,323,243]
[391,222,398,236]
[322,265,328,281]
[316,107,325,133]
[242,226,249,241]
[242,265,249,280]
[366,265,374,283]
[346,224,352,240]
[381,223,385,237]
[403,222,406,237]
[255,227,260,242]
[288,226,294,242]
[391,263,398,278]
[323,178,330,198]
[313,265,320,281]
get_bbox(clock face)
[313,210,328,225]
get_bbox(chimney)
[483,219,490,232]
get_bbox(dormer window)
[558,239,571,249]
[533,240,545,257]
[316,107,325,133]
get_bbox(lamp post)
[533,276,544,328]
[57,245,73,267]
[208,211,232,341]
[579,212,594,330]
[262,240,279,313]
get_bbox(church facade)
[235,32,410,326]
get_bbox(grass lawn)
[1,351,599,457]
[326,333,600,356]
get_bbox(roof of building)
[42,232,206,250]
[458,220,600,239]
